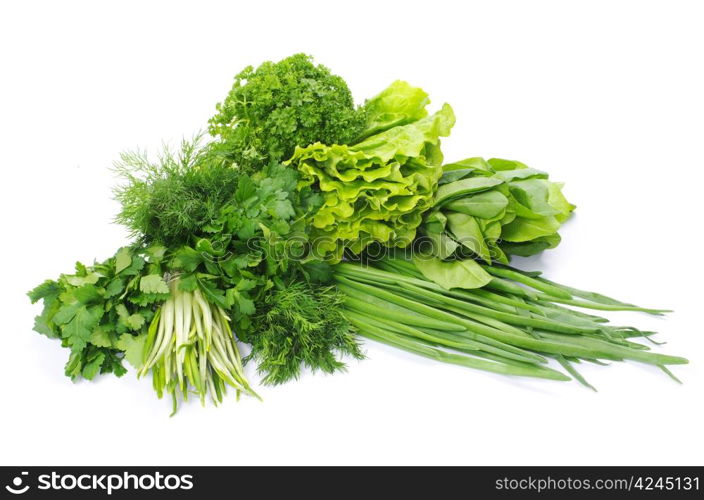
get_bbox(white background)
[1,0,702,466]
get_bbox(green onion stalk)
[139,278,259,413]
[333,257,687,389]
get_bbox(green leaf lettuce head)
[209,53,366,173]
[289,81,456,262]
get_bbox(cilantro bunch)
[28,246,170,381]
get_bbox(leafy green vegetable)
[422,157,575,263]
[209,53,365,173]
[116,332,147,369]
[290,83,455,261]
[334,257,686,388]
[139,274,170,294]
[357,80,430,139]
[27,53,685,412]
[117,137,359,398]
[412,255,492,290]
[27,246,165,380]
[435,177,503,206]
[242,281,363,385]
[113,136,240,248]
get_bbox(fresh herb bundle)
[114,137,240,248]
[209,53,366,173]
[243,281,363,385]
[28,245,168,382]
[28,54,686,413]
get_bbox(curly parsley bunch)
[208,53,366,173]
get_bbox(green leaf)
[353,102,455,162]
[177,274,199,292]
[236,218,259,240]
[547,182,576,222]
[72,284,103,304]
[237,294,256,315]
[140,274,170,294]
[501,215,561,242]
[171,246,203,272]
[493,168,547,181]
[120,254,146,276]
[443,157,492,172]
[487,158,530,171]
[61,305,104,353]
[427,230,459,259]
[444,189,509,219]
[412,256,492,290]
[198,279,228,310]
[33,314,57,338]
[435,177,504,206]
[127,292,170,306]
[479,219,502,241]
[195,238,227,257]
[104,278,125,299]
[53,301,83,325]
[81,351,106,380]
[422,211,457,259]
[29,281,63,338]
[65,273,100,287]
[301,261,334,283]
[89,326,115,348]
[145,245,167,262]
[115,304,146,331]
[272,199,295,220]
[358,80,429,139]
[270,219,291,236]
[33,300,61,339]
[235,175,257,203]
[116,333,147,369]
[115,303,129,317]
[101,351,127,378]
[446,212,492,263]
[236,279,257,292]
[65,351,82,380]
[28,280,61,303]
[508,179,559,216]
[124,313,145,331]
[115,247,132,274]
[502,234,562,257]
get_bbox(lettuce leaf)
[290,88,455,261]
[357,80,430,139]
[412,255,492,290]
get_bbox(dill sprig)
[113,136,240,247]
[244,282,364,385]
